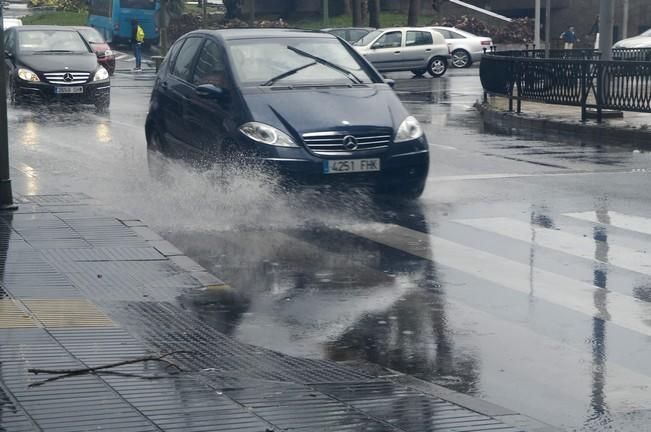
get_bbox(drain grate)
[315,382,524,432]
[23,299,114,328]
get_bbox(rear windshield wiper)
[286,45,363,85]
[262,61,317,86]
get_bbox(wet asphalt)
[7,63,651,432]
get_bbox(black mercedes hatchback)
[146,29,429,197]
[3,25,110,111]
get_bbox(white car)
[613,29,651,48]
[2,18,22,29]
[353,27,450,77]
[430,26,492,68]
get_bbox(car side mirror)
[384,79,395,88]
[195,84,228,101]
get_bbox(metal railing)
[480,48,651,122]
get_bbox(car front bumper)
[14,79,110,104]
[249,136,430,188]
[98,57,116,74]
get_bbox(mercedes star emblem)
[63,73,74,82]
[342,135,358,151]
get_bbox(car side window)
[171,37,203,82]
[192,39,228,88]
[448,30,466,39]
[349,29,367,43]
[5,31,14,52]
[406,31,433,47]
[373,31,402,49]
[434,29,451,39]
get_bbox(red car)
[74,26,116,75]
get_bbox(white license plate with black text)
[55,86,84,94]
[324,159,380,174]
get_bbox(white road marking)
[566,211,651,237]
[341,222,651,337]
[456,217,651,276]
[428,143,458,150]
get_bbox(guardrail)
[480,48,651,122]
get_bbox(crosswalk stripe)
[565,211,651,236]
[456,217,651,277]
[340,222,651,337]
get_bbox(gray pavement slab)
[0,184,545,431]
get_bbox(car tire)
[94,96,110,113]
[377,178,426,200]
[146,127,171,180]
[7,78,19,105]
[451,49,472,68]
[411,69,427,77]
[427,57,448,78]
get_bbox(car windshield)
[228,37,373,86]
[18,30,90,53]
[77,27,105,44]
[354,29,382,46]
[120,0,156,9]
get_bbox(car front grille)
[302,131,392,156]
[43,72,91,85]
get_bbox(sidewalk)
[0,167,557,432]
[477,96,651,147]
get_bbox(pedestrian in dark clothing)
[588,16,600,49]
[560,26,578,50]
[131,19,144,71]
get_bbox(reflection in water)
[585,198,612,429]
[96,122,112,144]
[172,199,480,393]
[21,120,38,147]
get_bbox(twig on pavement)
[28,350,195,376]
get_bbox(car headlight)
[93,67,110,81]
[104,49,113,57]
[239,122,297,147]
[394,116,423,143]
[17,68,39,82]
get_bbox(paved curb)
[476,101,651,148]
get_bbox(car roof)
[194,28,336,41]
[377,27,438,32]
[14,25,80,32]
[322,27,375,31]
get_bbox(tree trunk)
[159,0,169,54]
[344,0,351,15]
[368,0,380,28]
[407,0,421,27]
[224,0,242,20]
[352,0,363,26]
[361,0,368,24]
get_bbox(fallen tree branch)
[28,350,195,376]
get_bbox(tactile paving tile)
[22,299,115,328]
[0,299,36,329]
[315,382,524,432]
[20,193,90,204]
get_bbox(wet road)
[7,65,651,432]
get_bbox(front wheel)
[377,179,426,200]
[427,57,448,78]
[146,127,171,181]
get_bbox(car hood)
[613,36,651,48]
[241,85,406,136]
[18,53,99,73]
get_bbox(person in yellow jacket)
[131,19,145,71]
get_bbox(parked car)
[322,27,375,44]
[353,27,450,77]
[613,29,651,48]
[146,29,429,198]
[3,26,111,111]
[2,18,22,29]
[429,26,492,68]
[73,26,116,75]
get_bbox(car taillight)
[481,40,492,45]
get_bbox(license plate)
[324,158,380,174]
[55,86,84,94]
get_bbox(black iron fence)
[480,48,651,122]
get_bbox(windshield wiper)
[262,61,317,86]
[286,45,363,85]
[35,50,75,53]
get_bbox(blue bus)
[88,0,159,44]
